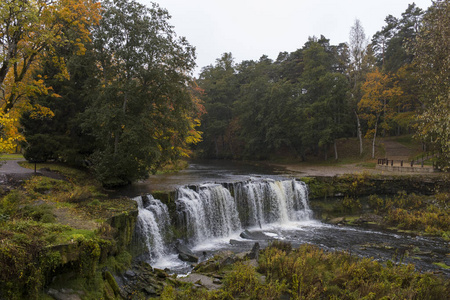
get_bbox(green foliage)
[0,223,63,300]
[413,0,450,170]
[221,262,261,298]
[79,0,199,187]
[198,37,353,160]
[366,192,449,238]
[0,190,23,216]
[258,243,449,299]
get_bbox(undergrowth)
[161,241,448,299]
[368,192,449,239]
[0,165,135,299]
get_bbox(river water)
[122,160,450,277]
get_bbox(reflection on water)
[113,159,287,197]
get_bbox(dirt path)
[271,163,381,177]
[382,140,413,161]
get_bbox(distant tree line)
[196,1,450,170]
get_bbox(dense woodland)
[197,1,450,167]
[0,0,449,186]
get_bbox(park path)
[0,159,35,174]
[382,140,413,162]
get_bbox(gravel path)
[273,163,382,177]
[0,159,35,174]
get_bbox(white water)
[134,195,172,262]
[176,183,242,243]
[136,179,312,269]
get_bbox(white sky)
[139,0,432,76]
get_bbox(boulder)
[245,242,260,260]
[240,230,274,240]
[175,242,199,263]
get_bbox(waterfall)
[176,184,242,244]
[134,195,172,261]
[135,178,312,263]
[233,179,312,227]
[176,179,312,243]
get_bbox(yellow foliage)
[0,112,24,153]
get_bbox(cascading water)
[134,195,172,262]
[232,179,312,227]
[135,178,312,268]
[176,184,242,244]
[175,179,312,244]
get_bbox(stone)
[329,217,345,225]
[144,286,157,295]
[124,270,136,278]
[47,288,82,300]
[246,242,260,260]
[176,242,199,263]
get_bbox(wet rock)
[141,195,152,207]
[245,242,260,260]
[47,288,82,300]
[329,217,345,225]
[213,278,222,284]
[124,270,136,278]
[240,230,274,240]
[144,286,157,296]
[194,250,237,273]
[230,239,250,246]
[176,242,199,263]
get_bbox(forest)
[0,0,449,187]
[196,2,449,167]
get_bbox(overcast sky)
[139,0,432,76]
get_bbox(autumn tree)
[0,0,100,155]
[0,0,101,112]
[359,69,402,158]
[414,0,450,170]
[83,0,202,186]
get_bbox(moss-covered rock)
[107,209,138,253]
[302,174,450,199]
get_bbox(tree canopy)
[18,0,204,186]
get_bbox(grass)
[433,262,450,270]
[18,161,95,185]
[393,135,421,149]
[0,161,137,299]
[0,153,24,160]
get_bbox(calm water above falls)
[130,161,449,277]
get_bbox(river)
[118,160,450,277]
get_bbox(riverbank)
[1,156,449,299]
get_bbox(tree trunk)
[372,115,380,159]
[354,110,363,155]
[334,140,338,160]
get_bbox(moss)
[433,262,450,270]
[301,174,450,200]
[103,280,116,300]
[107,210,138,253]
[104,270,121,296]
